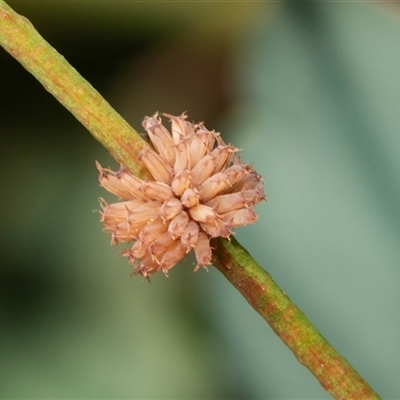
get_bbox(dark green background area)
[1,2,400,398]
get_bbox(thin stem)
[212,237,380,400]
[0,0,150,179]
[0,1,380,398]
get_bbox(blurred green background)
[1,1,400,398]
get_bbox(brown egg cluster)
[97,113,265,277]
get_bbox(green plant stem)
[0,0,150,179]
[212,237,379,399]
[0,2,380,399]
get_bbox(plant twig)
[212,237,380,399]
[0,0,149,179]
[0,1,380,398]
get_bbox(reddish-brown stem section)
[212,237,380,400]
[0,1,381,398]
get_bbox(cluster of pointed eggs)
[97,113,265,277]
